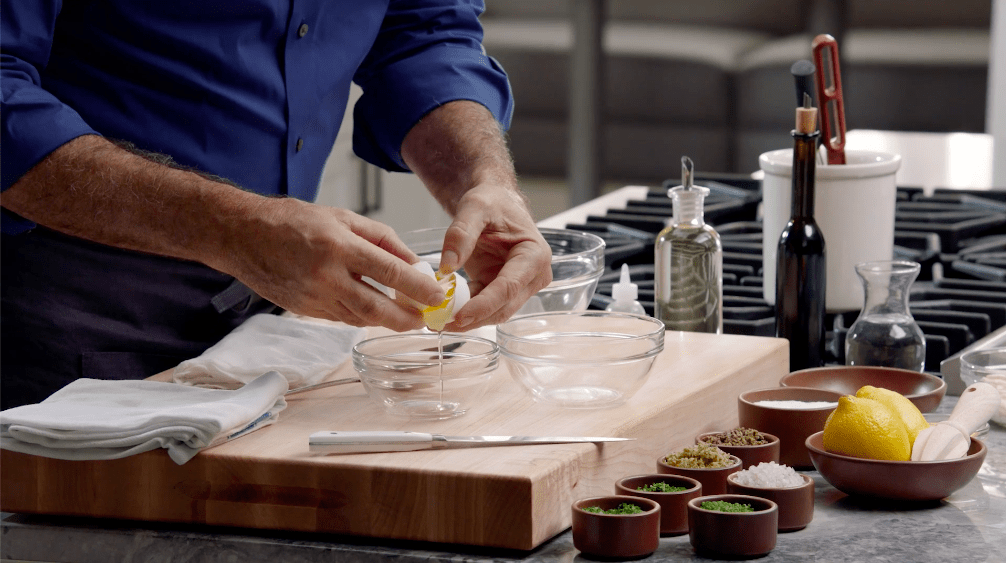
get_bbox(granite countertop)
[3,395,1005,563]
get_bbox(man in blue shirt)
[0,1,552,408]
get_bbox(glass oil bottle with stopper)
[654,157,723,333]
[775,93,826,370]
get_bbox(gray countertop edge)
[3,396,1006,563]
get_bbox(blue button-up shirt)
[1,0,513,234]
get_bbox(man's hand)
[215,197,447,331]
[401,101,552,329]
[0,135,446,331]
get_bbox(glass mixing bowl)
[352,333,499,419]
[399,227,606,316]
[496,311,664,409]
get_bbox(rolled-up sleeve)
[351,0,513,172]
[1,1,101,234]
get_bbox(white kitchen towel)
[0,371,288,465]
[172,313,367,389]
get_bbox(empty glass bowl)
[514,228,605,316]
[496,311,665,409]
[399,227,605,317]
[352,333,499,419]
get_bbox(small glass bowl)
[352,333,499,419]
[514,228,605,315]
[497,311,664,408]
[399,227,606,316]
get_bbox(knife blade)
[308,431,633,454]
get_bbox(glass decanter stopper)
[845,260,926,371]
[654,157,723,333]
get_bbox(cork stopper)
[795,92,818,135]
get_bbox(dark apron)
[1,227,276,410]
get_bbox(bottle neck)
[791,132,819,219]
[670,186,709,227]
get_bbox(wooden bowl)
[615,474,702,536]
[572,496,661,559]
[738,387,843,469]
[780,365,946,412]
[696,431,781,470]
[727,472,815,532]
[805,432,986,501]
[657,453,741,496]
[687,494,778,559]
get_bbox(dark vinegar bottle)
[775,98,826,370]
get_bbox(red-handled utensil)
[812,34,846,165]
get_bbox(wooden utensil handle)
[949,382,1001,434]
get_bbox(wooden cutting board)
[0,329,788,550]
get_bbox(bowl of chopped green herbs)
[615,474,702,536]
[572,495,660,559]
[687,494,778,559]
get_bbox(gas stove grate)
[569,176,1006,371]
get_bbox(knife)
[308,431,633,454]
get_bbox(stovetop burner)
[564,175,1006,371]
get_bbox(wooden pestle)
[911,382,1000,461]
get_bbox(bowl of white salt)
[738,387,842,469]
[726,462,815,532]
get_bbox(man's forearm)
[0,134,265,272]
[400,100,526,214]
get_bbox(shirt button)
[298,23,309,38]
[296,138,304,152]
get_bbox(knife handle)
[308,431,436,454]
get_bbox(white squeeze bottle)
[605,264,647,315]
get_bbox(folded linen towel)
[172,313,367,389]
[0,371,287,465]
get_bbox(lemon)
[855,385,929,447]
[822,395,912,461]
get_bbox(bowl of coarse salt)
[726,462,815,532]
[738,387,843,469]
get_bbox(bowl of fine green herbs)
[615,474,702,536]
[687,494,779,558]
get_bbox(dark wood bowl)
[780,365,946,412]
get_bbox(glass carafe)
[845,260,926,371]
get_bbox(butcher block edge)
[1,330,789,550]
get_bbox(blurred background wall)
[482,0,992,185]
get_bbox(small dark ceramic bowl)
[615,474,702,536]
[780,365,947,413]
[572,496,661,559]
[687,494,778,559]
[727,472,815,532]
[696,431,781,470]
[657,453,741,496]
[738,387,843,469]
[806,432,987,501]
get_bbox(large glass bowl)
[352,333,499,419]
[496,311,664,408]
[399,227,606,316]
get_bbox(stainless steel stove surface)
[555,175,1006,374]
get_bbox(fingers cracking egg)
[396,261,470,331]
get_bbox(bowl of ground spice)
[657,443,741,495]
[615,474,702,536]
[697,427,781,469]
[572,496,661,559]
[687,494,778,558]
